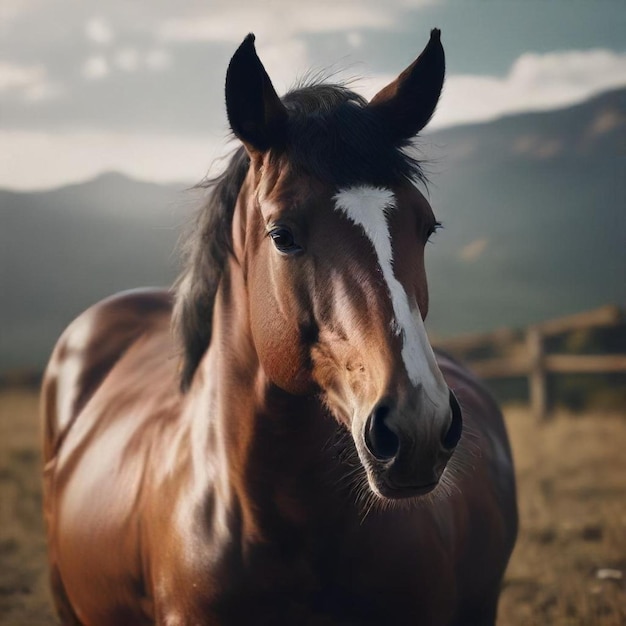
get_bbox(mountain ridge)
[2,87,625,370]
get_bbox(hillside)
[0,174,198,369]
[1,88,625,370]
[423,87,625,335]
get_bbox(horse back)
[41,288,174,463]
[41,289,184,623]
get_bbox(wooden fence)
[435,305,626,420]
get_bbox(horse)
[41,30,517,625]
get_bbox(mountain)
[0,173,199,370]
[1,88,625,371]
[423,87,626,337]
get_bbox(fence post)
[527,326,547,420]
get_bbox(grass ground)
[0,389,624,625]
[498,406,626,625]
[0,389,56,624]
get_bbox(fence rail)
[435,305,625,420]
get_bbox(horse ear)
[368,29,445,141]
[225,33,288,153]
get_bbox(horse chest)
[160,512,456,626]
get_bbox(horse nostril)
[443,390,463,450]
[365,402,400,461]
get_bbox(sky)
[1,0,625,190]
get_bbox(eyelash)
[427,221,443,242]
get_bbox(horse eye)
[426,221,442,243]
[269,227,302,254]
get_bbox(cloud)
[85,17,114,45]
[357,49,626,130]
[145,48,173,72]
[346,32,364,49]
[0,61,44,91]
[432,49,626,129]
[0,129,225,190]
[114,48,140,73]
[0,60,62,101]
[81,48,173,80]
[0,0,42,24]
[256,39,310,93]
[157,2,396,44]
[82,55,109,80]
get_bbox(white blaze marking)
[333,185,446,399]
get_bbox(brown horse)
[41,30,517,625]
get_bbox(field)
[0,389,624,625]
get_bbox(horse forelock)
[282,81,427,187]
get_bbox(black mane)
[174,83,426,390]
[172,147,249,390]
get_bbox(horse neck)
[187,256,348,544]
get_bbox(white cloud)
[4,44,625,191]
[0,60,62,101]
[154,0,440,46]
[0,61,44,91]
[157,2,395,44]
[22,81,62,102]
[82,48,173,79]
[0,129,226,190]
[358,49,626,130]
[0,0,42,24]
[145,48,173,72]
[256,39,310,93]
[347,32,364,49]
[85,17,114,45]
[432,49,626,129]
[82,55,109,80]
[114,47,139,73]
[397,0,439,5]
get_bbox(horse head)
[179,30,462,501]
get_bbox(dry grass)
[0,389,624,624]
[498,406,626,625]
[0,389,56,624]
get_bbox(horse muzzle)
[361,389,463,499]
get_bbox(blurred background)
[1,1,625,623]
